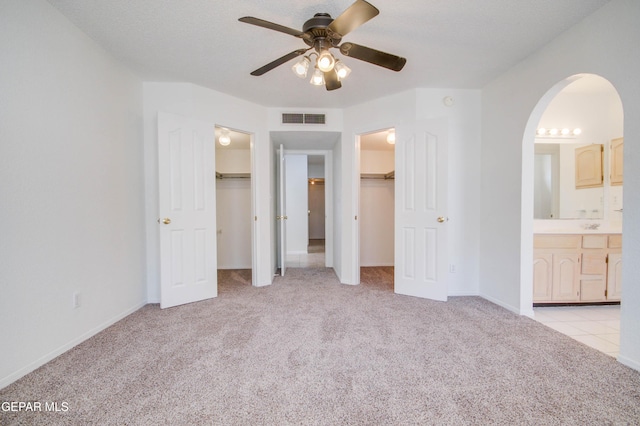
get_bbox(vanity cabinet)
[533,234,621,303]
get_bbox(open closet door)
[158,112,217,308]
[394,120,448,301]
[278,144,287,276]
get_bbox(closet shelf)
[360,170,395,180]
[216,172,251,180]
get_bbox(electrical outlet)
[449,264,456,273]
[73,292,81,309]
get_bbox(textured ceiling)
[48,0,610,109]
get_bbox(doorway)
[271,131,339,276]
[523,74,624,356]
[359,129,395,265]
[215,126,255,288]
[358,129,396,291]
[307,155,326,267]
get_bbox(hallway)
[285,239,325,268]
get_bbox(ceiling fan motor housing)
[302,13,342,48]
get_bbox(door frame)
[284,148,334,268]
[352,127,397,285]
[214,124,257,285]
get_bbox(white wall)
[284,155,309,254]
[360,179,395,266]
[480,0,640,370]
[216,149,251,174]
[143,83,271,298]
[216,179,252,269]
[360,150,394,174]
[0,0,146,387]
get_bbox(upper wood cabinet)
[610,137,623,186]
[575,144,603,189]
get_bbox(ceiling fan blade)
[250,49,309,76]
[327,0,379,38]
[339,42,406,71]
[324,70,342,91]
[239,17,308,39]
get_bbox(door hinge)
[605,289,608,297]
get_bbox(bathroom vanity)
[533,231,622,304]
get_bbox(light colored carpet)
[2,267,640,425]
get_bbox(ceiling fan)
[238,0,407,91]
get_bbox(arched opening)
[521,73,624,357]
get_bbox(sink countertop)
[534,227,622,235]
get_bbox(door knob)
[158,218,171,225]
[437,216,446,223]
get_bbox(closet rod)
[360,171,395,180]
[216,172,251,180]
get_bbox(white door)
[394,120,448,300]
[158,112,217,308]
[277,144,287,275]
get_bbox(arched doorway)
[521,73,624,357]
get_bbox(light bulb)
[537,128,547,136]
[561,128,570,135]
[291,57,310,78]
[549,128,559,136]
[573,128,582,135]
[334,60,351,80]
[317,51,335,72]
[310,67,325,86]
[219,132,231,146]
[386,131,396,144]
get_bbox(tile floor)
[533,305,620,357]
[285,239,326,268]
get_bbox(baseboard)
[360,262,394,267]
[447,290,480,297]
[0,300,146,390]
[479,293,521,315]
[617,354,640,373]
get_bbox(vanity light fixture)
[536,127,582,138]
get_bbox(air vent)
[303,114,326,124]
[282,113,326,125]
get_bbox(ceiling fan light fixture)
[291,56,310,78]
[310,67,325,86]
[334,60,351,80]
[317,50,336,72]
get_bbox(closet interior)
[359,130,395,267]
[215,127,252,270]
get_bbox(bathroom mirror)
[534,142,604,219]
